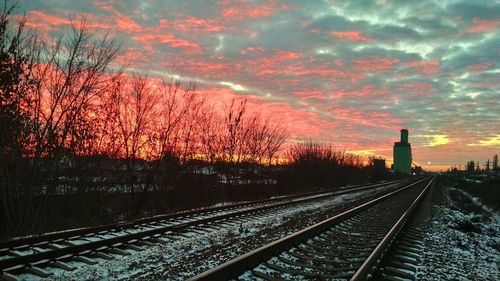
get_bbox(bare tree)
[0,2,41,236]
[29,18,121,161]
[493,154,498,171]
[116,76,154,161]
[221,98,247,164]
[109,74,154,203]
[178,93,205,162]
[262,116,287,165]
[1,11,122,235]
[197,104,222,164]
[242,114,287,165]
[149,75,198,161]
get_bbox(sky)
[15,0,499,171]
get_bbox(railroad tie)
[201,225,221,231]
[382,266,416,280]
[0,272,21,281]
[92,251,114,260]
[392,254,417,264]
[138,240,156,247]
[385,260,417,273]
[264,260,353,280]
[149,237,168,243]
[109,248,130,256]
[277,255,355,273]
[126,244,144,252]
[73,256,98,265]
[51,261,77,271]
[32,247,46,253]
[395,249,419,260]
[188,229,208,235]
[26,266,52,278]
[45,243,65,250]
[6,251,22,257]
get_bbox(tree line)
[465,154,498,173]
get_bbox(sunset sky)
[16,0,499,171]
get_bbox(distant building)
[393,129,412,174]
[413,165,423,176]
[373,158,386,170]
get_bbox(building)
[393,129,412,174]
[373,158,386,170]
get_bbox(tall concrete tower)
[393,129,412,174]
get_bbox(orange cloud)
[240,46,266,54]
[466,63,491,71]
[115,47,148,66]
[294,66,361,82]
[294,88,327,100]
[114,16,141,32]
[26,9,137,35]
[330,107,402,130]
[158,17,224,34]
[407,60,441,75]
[400,83,437,98]
[25,11,70,28]
[330,31,372,42]
[467,18,500,33]
[92,1,141,32]
[132,34,201,53]
[275,50,301,60]
[354,56,399,73]
[246,49,303,76]
[330,85,390,99]
[222,6,275,19]
[401,83,433,92]
[220,0,288,20]
[184,60,240,79]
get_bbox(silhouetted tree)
[0,1,40,236]
[466,161,475,173]
[1,9,122,236]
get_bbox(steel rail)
[187,176,431,281]
[0,178,406,251]
[0,178,410,273]
[350,177,435,281]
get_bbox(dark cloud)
[447,2,500,21]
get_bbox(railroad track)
[0,178,411,280]
[371,176,436,281]
[189,176,434,281]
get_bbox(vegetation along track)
[0,179,410,280]
[189,176,434,281]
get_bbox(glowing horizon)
[15,0,500,170]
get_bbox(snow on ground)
[418,185,500,280]
[44,183,400,281]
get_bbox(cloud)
[467,135,500,147]
[220,81,247,92]
[330,31,372,42]
[17,0,500,167]
[354,56,399,73]
[467,18,500,33]
[416,135,451,147]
